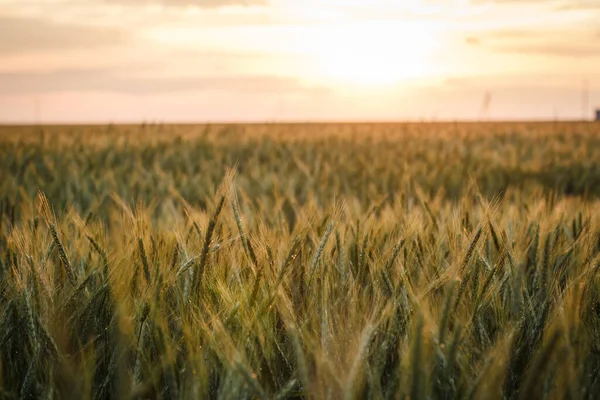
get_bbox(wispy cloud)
[0,67,326,95]
[463,26,600,58]
[103,0,268,8]
[472,0,600,11]
[0,16,127,55]
[493,42,600,58]
[556,1,600,11]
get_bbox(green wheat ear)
[193,195,225,295]
[307,219,334,290]
[50,223,76,285]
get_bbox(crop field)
[2,122,600,399]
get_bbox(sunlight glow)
[308,21,441,86]
[144,17,442,89]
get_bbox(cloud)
[0,68,326,95]
[492,43,600,58]
[443,73,600,90]
[556,1,600,11]
[471,0,600,10]
[463,29,542,47]
[465,27,600,58]
[484,29,543,38]
[103,0,268,8]
[470,0,556,4]
[469,0,558,5]
[0,16,127,55]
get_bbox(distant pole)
[479,91,491,121]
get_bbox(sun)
[310,21,440,87]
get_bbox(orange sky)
[0,0,599,122]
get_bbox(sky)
[0,0,599,123]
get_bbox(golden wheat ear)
[35,190,55,227]
[36,190,76,285]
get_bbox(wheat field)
[1,122,600,399]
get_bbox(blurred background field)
[1,122,600,399]
[2,122,600,219]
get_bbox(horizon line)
[1,118,598,127]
